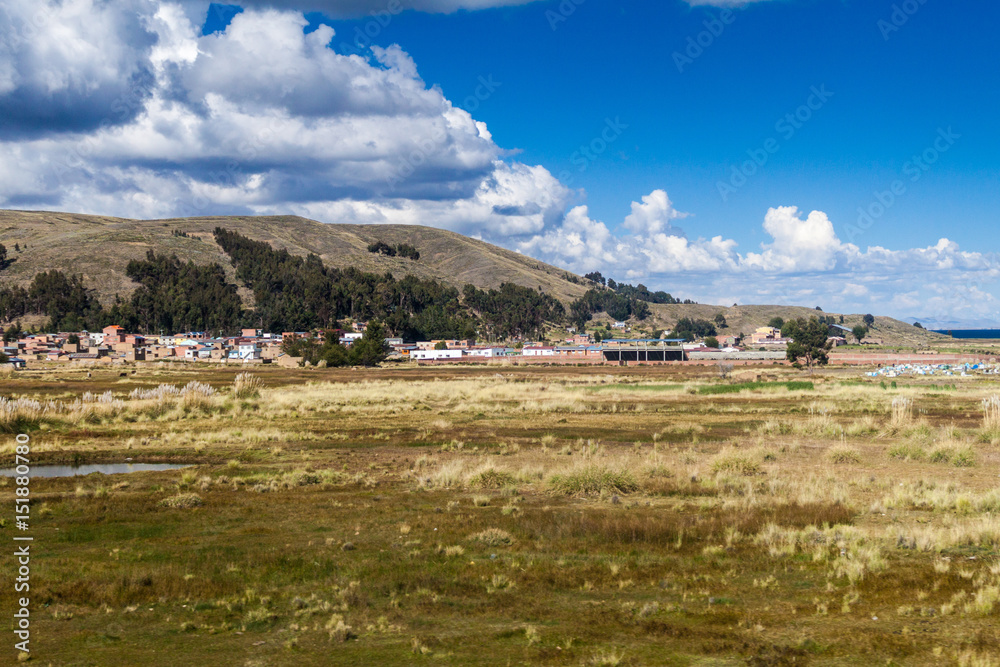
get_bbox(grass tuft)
[548,465,639,495]
[159,493,204,509]
[469,528,515,547]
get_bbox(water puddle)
[0,463,192,478]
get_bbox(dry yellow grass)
[7,363,1000,665]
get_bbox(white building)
[411,349,464,361]
[466,347,515,358]
[522,346,555,357]
[235,342,261,360]
[340,333,363,346]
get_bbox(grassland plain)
[4,363,1000,665]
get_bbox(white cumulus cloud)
[0,2,569,239]
[519,195,1000,321]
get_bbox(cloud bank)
[518,193,1000,321]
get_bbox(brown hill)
[0,209,944,346]
[0,210,589,306]
[638,303,945,347]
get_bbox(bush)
[887,443,925,461]
[711,448,761,476]
[548,466,639,495]
[468,467,517,489]
[159,493,203,509]
[469,528,515,547]
[952,447,976,468]
[233,372,264,399]
[826,445,862,464]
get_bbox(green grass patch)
[887,443,926,461]
[698,381,814,395]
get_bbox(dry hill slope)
[0,210,589,305]
[643,303,945,347]
[0,209,944,345]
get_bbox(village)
[0,322,887,369]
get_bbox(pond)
[0,463,192,478]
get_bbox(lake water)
[0,463,191,478]
[933,330,1000,339]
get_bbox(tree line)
[583,271,693,305]
[0,230,577,340]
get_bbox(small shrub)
[469,528,515,547]
[159,493,203,509]
[887,443,925,461]
[928,447,953,464]
[326,614,355,642]
[548,466,639,495]
[234,373,265,399]
[827,445,861,464]
[468,468,516,489]
[710,448,761,476]
[952,447,976,468]
[486,573,515,593]
[891,397,914,427]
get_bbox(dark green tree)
[784,317,833,372]
[3,322,22,343]
[350,321,390,367]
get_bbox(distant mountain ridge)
[903,316,1000,330]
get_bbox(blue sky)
[1,0,998,324]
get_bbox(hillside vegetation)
[643,303,945,347]
[0,209,943,345]
[0,210,589,306]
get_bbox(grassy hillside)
[0,210,589,306]
[0,209,944,345]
